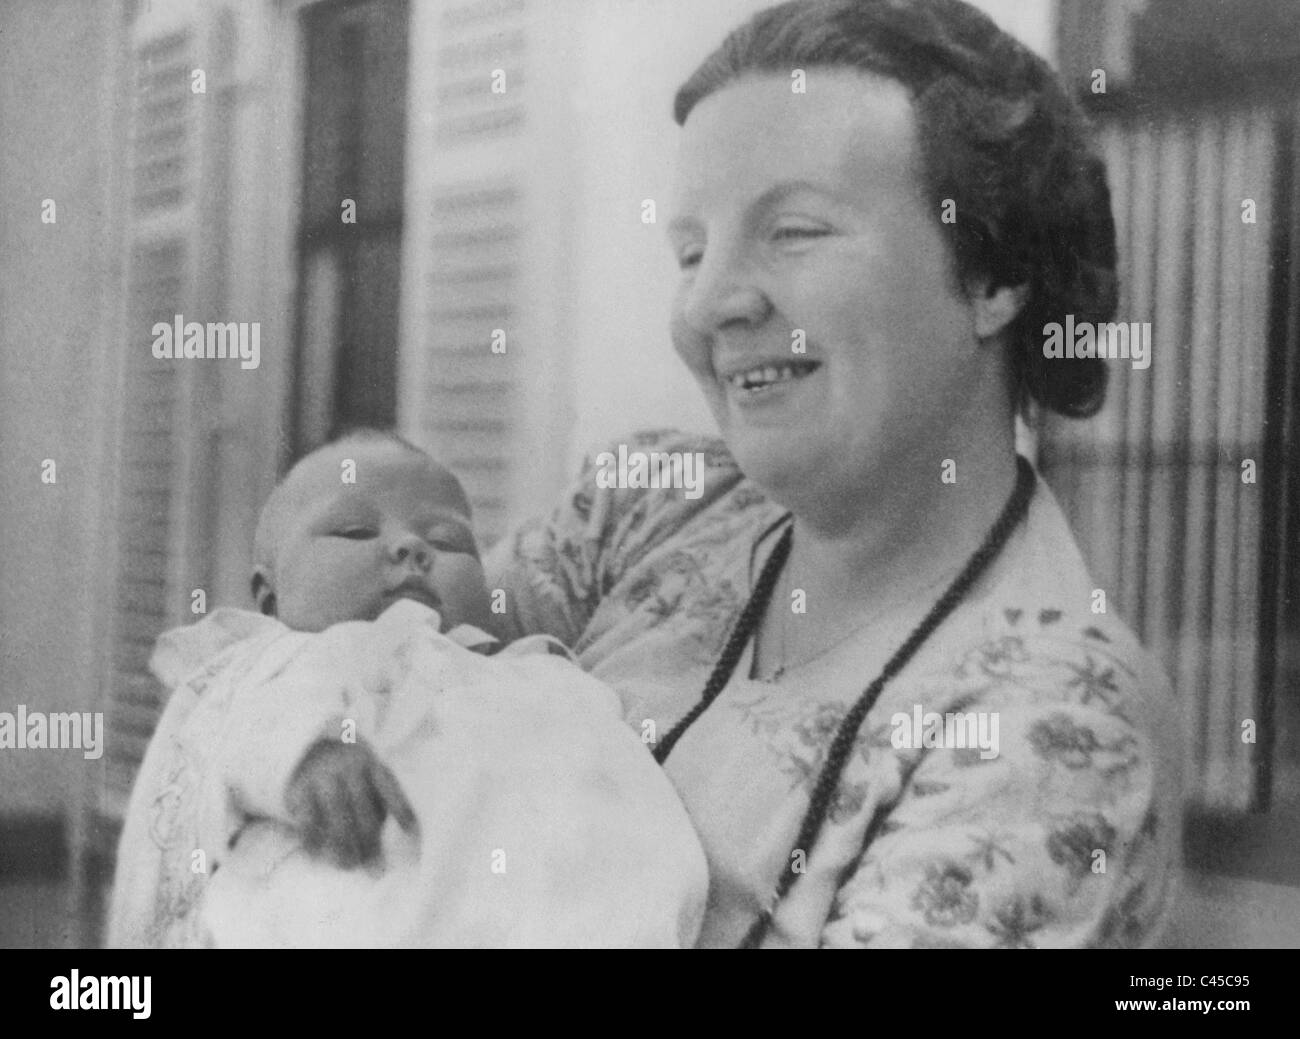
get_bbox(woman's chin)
[725,430,819,498]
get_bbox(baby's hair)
[251,427,451,607]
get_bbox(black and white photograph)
[1,0,1298,980]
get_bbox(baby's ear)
[251,567,277,617]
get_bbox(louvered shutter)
[101,17,207,819]
[399,0,573,546]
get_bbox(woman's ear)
[970,279,1030,340]
[251,567,277,617]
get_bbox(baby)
[108,429,707,948]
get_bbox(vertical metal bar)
[1255,103,1300,811]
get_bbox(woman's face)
[668,70,996,510]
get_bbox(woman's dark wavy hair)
[674,0,1118,419]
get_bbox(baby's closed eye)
[424,525,475,554]
[331,526,377,540]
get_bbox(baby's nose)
[388,531,431,569]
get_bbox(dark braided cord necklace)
[651,455,1036,948]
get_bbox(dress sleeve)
[484,428,742,647]
[816,631,1184,949]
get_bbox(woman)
[489,0,1181,948]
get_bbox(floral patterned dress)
[485,429,1184,948]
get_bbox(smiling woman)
[489,0,1182,948]
[668,68,1021,518]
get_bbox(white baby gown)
[109,601,708,949]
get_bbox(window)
[1046,0,1300,812]
[291,0,410,455]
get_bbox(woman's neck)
[783,431,1020,617]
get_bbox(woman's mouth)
[722,360,821,398]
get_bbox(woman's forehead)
[670,69,919,215]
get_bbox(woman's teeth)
[726,361,819,391]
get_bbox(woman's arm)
[483,449,609,647]
[484,429,741,647]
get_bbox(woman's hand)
[285,738,418,868]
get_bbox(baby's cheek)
[436,558,492,629]
[279,583,345,632]
[279,557,380,631]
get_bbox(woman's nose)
[387,531,431,570]
[680,247,772,333]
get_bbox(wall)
[0,0,122,818]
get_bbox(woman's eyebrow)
[749,179,843,211]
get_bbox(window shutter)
[101,20,204,819]
[399,0,573,547]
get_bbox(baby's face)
[262,444,492,634]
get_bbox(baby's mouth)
[384,578,441,612]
